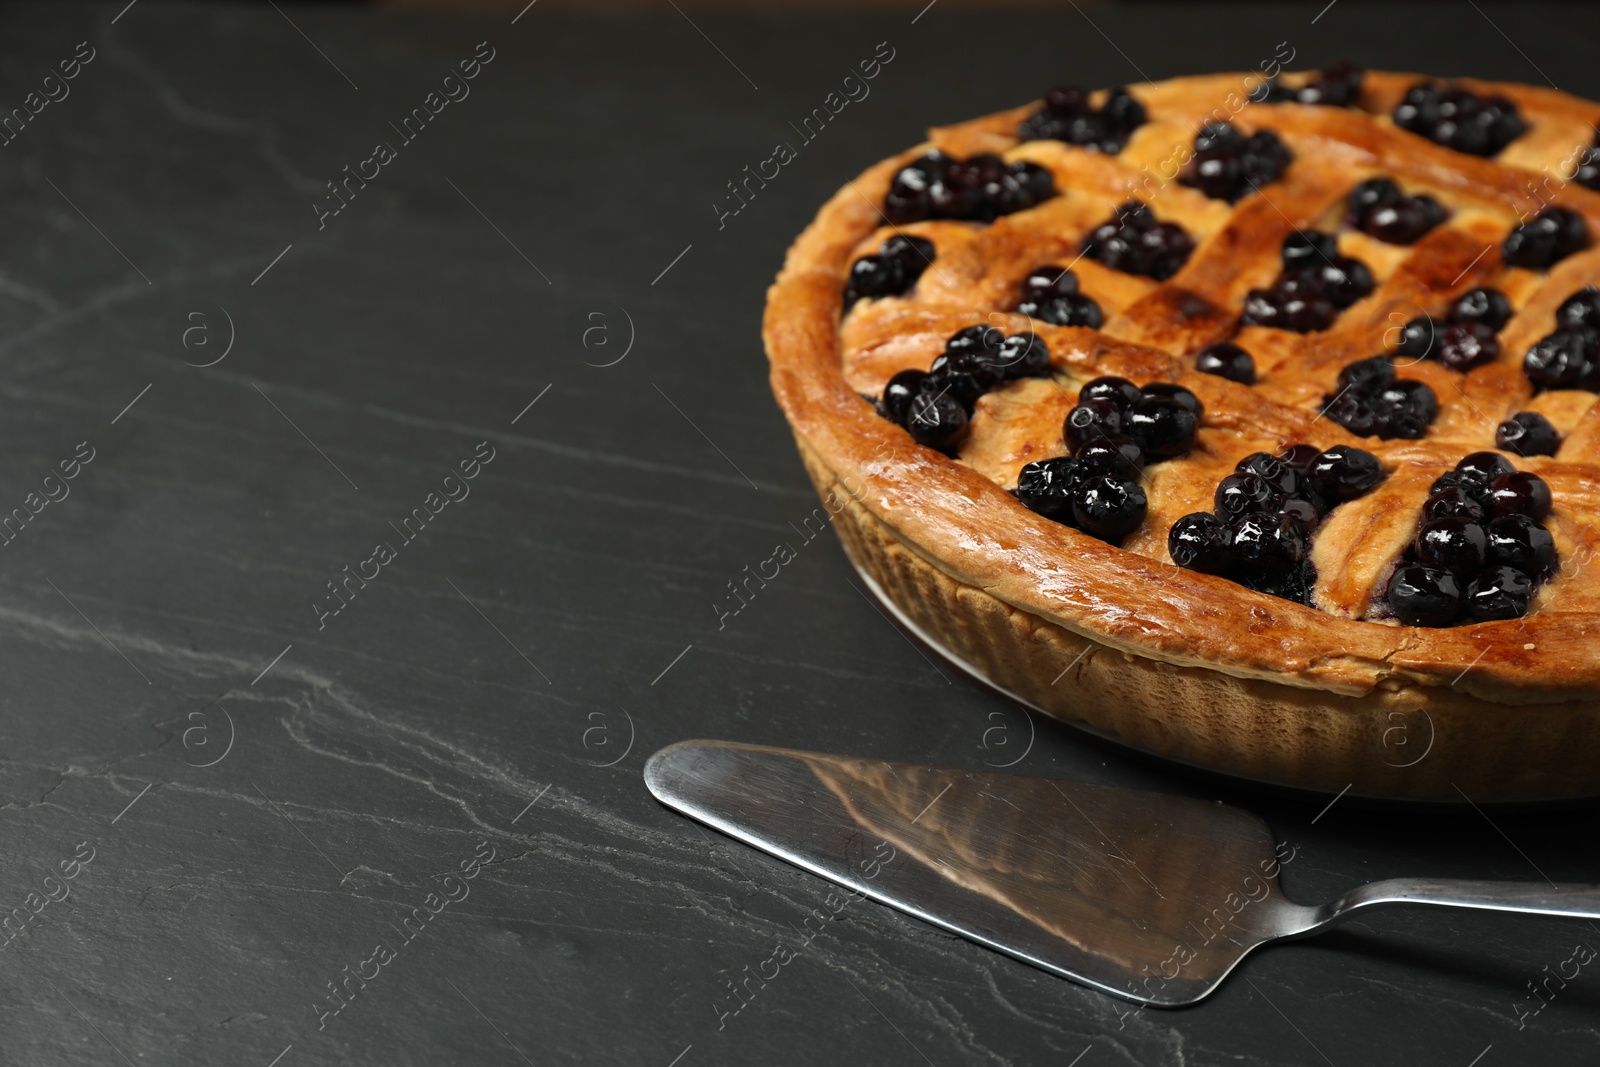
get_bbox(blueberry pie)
[763,68,1600,801]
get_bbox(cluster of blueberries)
[1241,230,1374,333]
[1347,177,1448,246]
[1252,62,1364,108]
[1180,121,1293,203]
[1385,453,1557,626]
[1394,287,1511,372]
[1017,85,1148,154]
[1393,82,1527,157]
[844,234,935,308]
[1015,376,1201,544]
[1503,207,1589,271]
[1168,444,1385,605]
[1524,286,1600,392]
[1015,265,1102,328]
[879,326,1052,450]
[1322,356,1439,440]
[883,151,1055,226]
[1193,341,1257,385]
[1080,201,1195,281]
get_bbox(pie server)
[643,739,1600,1006]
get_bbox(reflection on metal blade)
[644,740,1291,1007]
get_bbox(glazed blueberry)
[1072,473,1148,543]
[1390,378,1439,420]
[1140,382,1203,417]
[843,256,904,306]
[1503,208,1589,270]
[1195,341,1256,384]
[1278,443,1322,471]
[881,369,927,423]
[1252,78,1296,104]
[1393,82,1526,156]
[1181,122,1292,202]
[1339,357,1395,393]
[1102,87,1147,132]
[1063,399,1124,450]
[1299,61,1364,107]
[1576,135,1600,191]
[1168,512,1233,574]
[1320,388,1377,436]
[1423,487,1486,524]
[1395,317,1436,360]
[1282,229,1339,270]
[926,353,991,409]
[1277,497,1321,531]
[1466,566,1535,621]
[1434,321,1500,372]
[945,324,1006,355]
[882,152,943,221]
[1011,161,1056,201]
[1374,379,1438,438]
[1523,330,1590,390]
[1236,452,1305,498]
[1305,445,1385,503]
[1079,375,1143,410]
[1486,513,1557,577]
[1022,265,1079,301]
[1215,472,1280,521]
[1393,84,1442,133]
[1260,559,1321,605]
[1454,451,1517,497]
[1240,131,1293,192]
[1137,223,1197,280]
[905,390,968,450]
[884,151,1054,224]
[1075,434,1143,480]
[889,231,935,267]
[1415,516,1489,577]
[1123,395,1198,458]
[1081,201,1195,280]
[1195,120,1245,154]
[1254,62,1363,109]
[1021,293,1104,329]
[1451,288,1513,331]
[1475,94,1528,153]
[1241,236,1371,334]
[1387,564,1465,627]
[1230,510,1308,575]
[1241,287,1337,332]
[995,332,1052,379]
[952,153,1003,182]
[1359,195,1446,245]
[1556,286,1600,330]
[883,188,931,226]
[1319,256,1375,308]
[1495,411,1561,457]
[1016,456,1082,524]
[1485,470,1553,521]
[1349,178,1402,215]
[1323,368,1436,439]
[1019,84,1146,153]
[1044,85,1090,112]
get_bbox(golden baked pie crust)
[762,71,1600,799]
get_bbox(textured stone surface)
[0,2,1596,1064]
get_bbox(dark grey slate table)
[0,2,1596,1063]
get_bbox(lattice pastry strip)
[837,67,1600,630]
